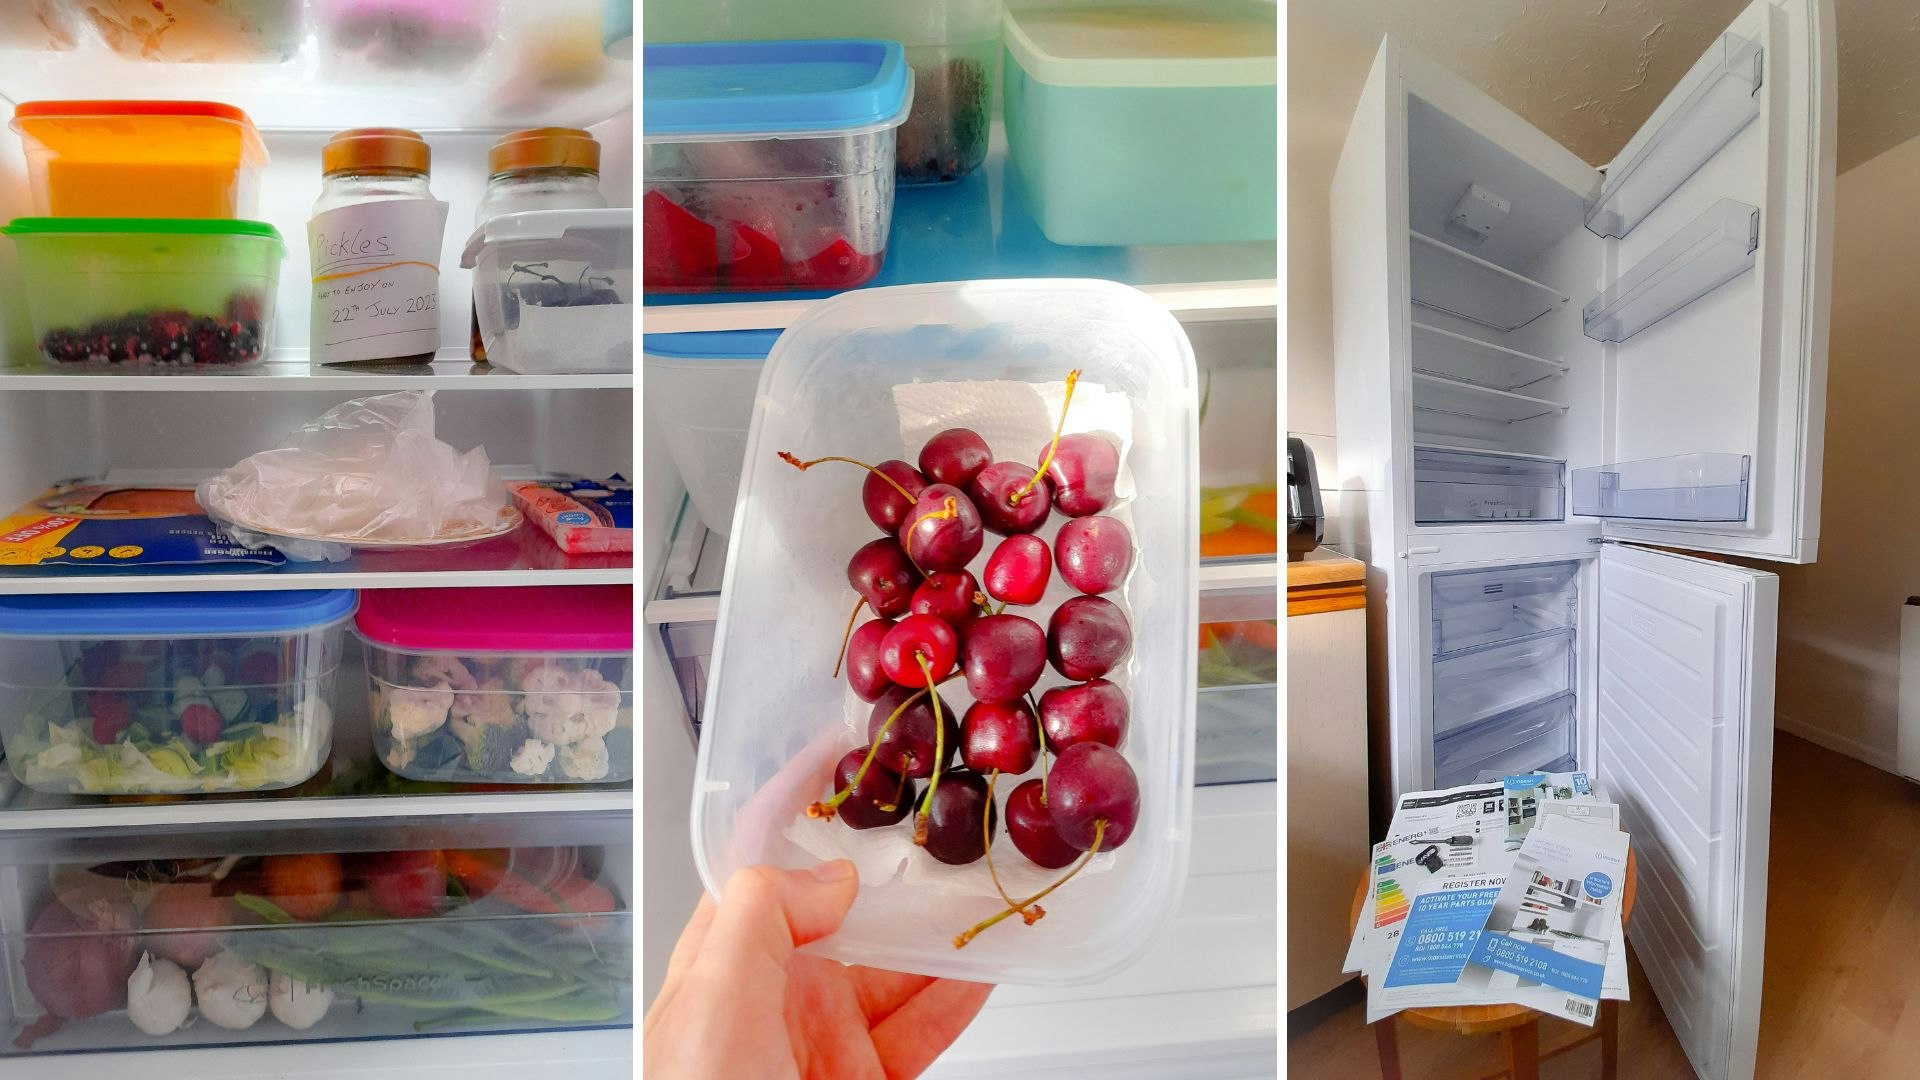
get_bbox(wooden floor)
[1287,733,1920,1078]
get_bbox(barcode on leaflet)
[1567,1000,1594,1019]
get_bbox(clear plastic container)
[0,591,352,795]
[1001,0,1276,246]
[460,208,633,375]
[0,218,283,371]
[641,329,779,537]
[694,280,1198,985]
[643,0,1000,184]
[355,586,633,784]
[642,39,910,293]
[71,0,302,63]
[314,0,503,76]
[9,100,269,219]
[0,3,82,51]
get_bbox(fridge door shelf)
[1410,321,1565,392]
[1585,31,1764,240]
[1414,445,1565,524]
[1407,231,1569,332]
[1431,628,1574,739]
[1432,690,1577,789]
[1412,374,1566,425]
[1581,198,1760,343]
[1571,452,1751,521]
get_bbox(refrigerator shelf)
[1410,321,1565,392]
[1433,690,1578,789]
[1432,629,1574,739]
[1585,32,1764,240]
[1414,446,1565,524]
[1412,373,1567,425]
[1571,452,1751,521]
[0,359,634,393]
[1407,231,1568,333]
[1582,198,1760,343]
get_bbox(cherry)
[88,691,133,745]
[1005,778,1080,869]
[879,613,959,686]
[1038,678,1128,752]
[983,534,1051,606]
[962,613,1048,704]
[826,747,914,830]
[1055,515,1133,595]
[848,538,920,618]
[1048,742,1140,851]
[1041,432,1120,517]
[968,461,1052,536]
[843,617,895,702]
[911,570,985,639]
[960,699,1040,775]
[779,451,925,533]
[898,483,984,573]
[867,685,957,780]
[921,770,996,866]
[1048,595,1131,681]
[919,428,993,490]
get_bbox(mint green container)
[1003,0,1275,246]
[0,217,283,370]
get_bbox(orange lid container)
[9,101,269,219]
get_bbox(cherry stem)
[806,686,929,818]
[831,595,867,679]
[904,495,958,564]
[994,601,1008,616]
[778,452,920,504]
[981,769,1031,918]
[912,653,946,845]
[878,767,908,814]
[1009,369,1081,506]
[1026,690,1049,803]
[972,591,995,618]
[955,819,1105,948]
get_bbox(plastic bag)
[197,390,511,562]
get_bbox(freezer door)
[1593,0,1834,563]
[1595,543,1775,1080]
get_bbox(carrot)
[1216,620,1278,652]
[445,849,508,900]
[1200,524,1276,558]
[1243,490,1277,519]
[1199,625,1220,651]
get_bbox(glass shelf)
[1585,32,1764,239]
[1414,445,1565,524]
[0,358,633,393]
[1410,321,1565,392]
[1412,373,1566,425]
[1582,199,1759,343]
[1571,452,1751,521]
[1407,231,1568,333]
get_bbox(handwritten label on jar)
[308,198,449,363]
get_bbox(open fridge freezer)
[1329,1,1833,1077]
[0,3,636,1075]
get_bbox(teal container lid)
[643,329,780,360]
[0,590,356,637]
[643,40,910,137]
[2,217,285,250]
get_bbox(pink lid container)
[355,586,632,653]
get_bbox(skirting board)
[1775,711,1899,775]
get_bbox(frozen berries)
[36,293,268,369]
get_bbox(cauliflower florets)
[523,667,620,745]
[387,680,453,741]
[559,736,610,781]
[448,677,518,774]
[385,737,418,771]
[510,738,555,777]
[411,654,477,692]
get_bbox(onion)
[142,883,234,968]
[24,902,137,1019]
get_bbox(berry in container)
[0,218,282,371]
[0,591,354,795]
[9,101,268,219]
[356,586,633,784]
[642,39,911,293]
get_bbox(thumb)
[693,861,860,995]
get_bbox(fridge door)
[1595,543,1775,1080]
[1591,0,1834,564]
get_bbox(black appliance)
[1287,435,1323,560]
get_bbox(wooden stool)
[1349,849,1637,1080]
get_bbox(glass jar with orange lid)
[307,127,450,365]
[468,127,607,361]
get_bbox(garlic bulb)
[127,952,192,1036]
[269,969,333,1030]
[192,950,268,1030]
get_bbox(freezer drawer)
[1413,447,1565,525]
[1431,629,1574,738]
[1430,560,1579,657]
[1432,691,1577,788]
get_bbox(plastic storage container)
[694,280,1198,985]
[0,218,283,370]
[0,591,352,795]
[9,100,269,219]
[356,586,633,784]
[73,0,302,62]
[314,0,503,76]
[1001,0,1276,246]
[643,0,1000,184]
[642,329,780,537]
[460,208,633,375]
[642,39,910,293]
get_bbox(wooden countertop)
[1287,549,1365,616]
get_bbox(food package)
[509,476,631,554]
[196,390,511,562]
[0,481,284,572]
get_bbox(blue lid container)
[0,590,357,637]
[642,329,781,360]
[643,39,912,138]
